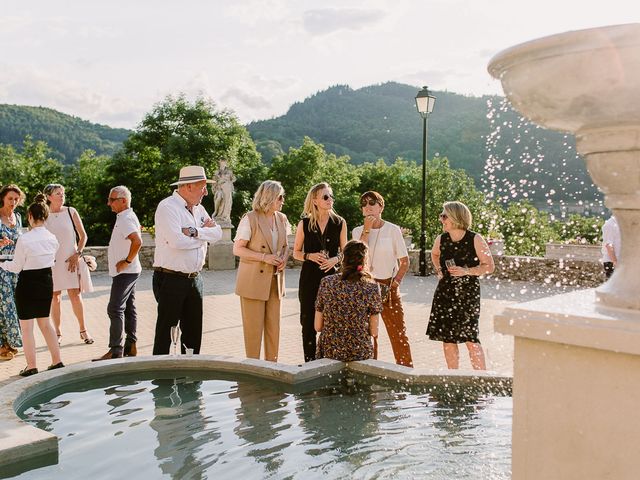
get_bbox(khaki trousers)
[239,276,281,362]
[373,278,414,367]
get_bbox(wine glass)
[445,259,456,270]
[274,246,286,276]
[170,325,181,356]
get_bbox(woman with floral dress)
[314,239,381,362]
[0,185,25,361]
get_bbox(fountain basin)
[0,356,511,478]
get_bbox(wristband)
[124,259,132,264]
[304,253,308,261]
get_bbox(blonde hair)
[302,182,338,232]
[443,201,472,230]
[252,180,283,214]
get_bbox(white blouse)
[0,226,59,273]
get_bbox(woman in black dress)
[293,183,347,362]
[426,201,494,370]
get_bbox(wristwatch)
[188,227,197,238]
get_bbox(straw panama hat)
[170,165,215,186]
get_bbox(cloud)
[302,8,387,36]
[0,64,145,128]
[220,87,272,110]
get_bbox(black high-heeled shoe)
[80,330,94,344]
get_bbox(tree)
[358,156,487,245]
[64,150,114,245]
[499,201,555,256]
[267,137,360,228]
[0,137,64,205]
[109,94,264,227]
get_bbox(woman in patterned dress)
[0,185,25,360]
[426,201,495,370]
[315,240,381,362]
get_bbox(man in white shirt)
[152,166,222,355]
[94,186,143,361]
[602,214,621,279]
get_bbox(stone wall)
[85,245,606,288]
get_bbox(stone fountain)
[489,23,640,479]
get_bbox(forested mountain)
[0,104,131,163]
[247,82,601,208]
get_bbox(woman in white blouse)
[233,180,290,362]
[0,194,64,376]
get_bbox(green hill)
[0,104,131,163]
[247,82,602,209]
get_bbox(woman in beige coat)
[233,180,290,362]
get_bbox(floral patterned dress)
[315,274,382,362]
[0,214,23,348]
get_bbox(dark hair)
[28,193,49,222]
[360,191,385,208]
[341,240,373,282]
[0,184,26,208]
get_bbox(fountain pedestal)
[489,23,640,479]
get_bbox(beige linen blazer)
[235,210,287,301]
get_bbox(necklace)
[0,211,16,228]
[368,220,385,273]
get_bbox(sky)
[1,0,638,129]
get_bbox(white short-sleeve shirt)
[352,221,408,279]
[108,208,143,276]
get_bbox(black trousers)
[107,273,139,352]
[152,270,203,355]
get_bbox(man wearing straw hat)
[152,165,222,355]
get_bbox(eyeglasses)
[321,194,334,201]
[277,194,285,201]
[439,213,448,220]
[108,197,123,203]
[360,199,378,207]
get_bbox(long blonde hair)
[302,182,338,232]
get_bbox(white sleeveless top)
[45,206,80,291]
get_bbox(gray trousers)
[107,273,140,351]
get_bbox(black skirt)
[16,267,53,320]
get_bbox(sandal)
[19,367,38,377]
[0,351,14,361]
[80,330,94,344]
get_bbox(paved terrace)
[0,269,583,386]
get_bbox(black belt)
[154,267,199,278]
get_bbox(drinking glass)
[445,259,456,270]
[274,246,286,275]
[170,325,181,356]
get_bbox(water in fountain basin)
[11,371,511,479]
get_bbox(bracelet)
[304,253,308,261]
[261,253,266,262]
[124,259,132,264]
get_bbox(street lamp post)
[415,86,436,277]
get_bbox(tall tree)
[109,94,264,227]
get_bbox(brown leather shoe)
[92,350,123,362]
[123,341,137,357]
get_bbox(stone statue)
[212,159,236,223]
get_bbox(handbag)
[67,208,96,292]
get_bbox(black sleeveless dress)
[299,215,344,362]
[426,230,481,344]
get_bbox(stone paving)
[0,268,583,387]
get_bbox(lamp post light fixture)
[415,86,436,277]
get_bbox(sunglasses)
[108,197,123,203]
[360,199,378,207]
[320,194,334,201]
[277,194,285,201]
[439,213,448,220]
